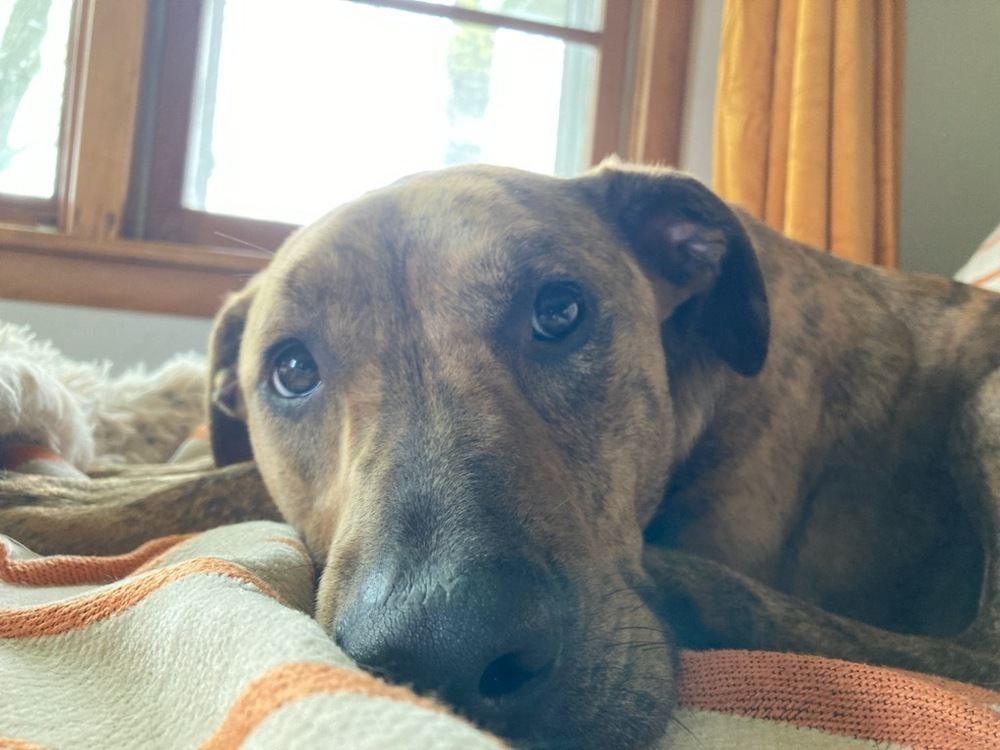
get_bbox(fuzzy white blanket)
[0,322,206,473]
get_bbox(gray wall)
[0,300,212,372]
[898,0,1000,276]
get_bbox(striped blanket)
[3,521,1000,749]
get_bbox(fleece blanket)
[3,522,1000,750]
[0,521,503,750]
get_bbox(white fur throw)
[0,322,206,471]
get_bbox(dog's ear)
[581,163,770,377]
[208,284,256,466]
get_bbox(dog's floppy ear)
[582,163,770,377]
[208,284,257,466]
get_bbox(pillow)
[955,222,1000,291]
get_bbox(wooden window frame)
[0,0,693,319]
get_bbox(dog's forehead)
[235,169,653,376]
[259,167,631,324]
[288,167,613,261]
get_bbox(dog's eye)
[532,283,584,341]
[270,342,321,398]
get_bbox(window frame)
[0,0,693,318]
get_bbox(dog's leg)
[0,461,280,556]
[645,545,1000,689]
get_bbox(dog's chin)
[488,656,675,750]
[526,596,675,750]
[459,620,675,749]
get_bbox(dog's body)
[645,209,1000,687]
[3,163,1000,748]
[653,212,999,638]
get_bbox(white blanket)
[0,521,504,749]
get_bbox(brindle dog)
[4,163,1000,749]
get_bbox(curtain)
[713,0,905,266]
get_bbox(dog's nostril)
[479,650,554,700]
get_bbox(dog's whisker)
[212,231,276,255]
[598,585,651,605]
[668,714,707,748]
[613,624,671,635]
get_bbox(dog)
[4,163,1000,748]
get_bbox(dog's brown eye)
[532,283,584,341]
[270,342,320,398]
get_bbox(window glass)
[0,0,73,199]
[183,0,598,226]
[422,0,603,32]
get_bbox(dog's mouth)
[329,558,674,749]
[479,646,558,702]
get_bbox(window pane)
[184,0,597,226]
[422,0,604,32]
[0,0,73,199]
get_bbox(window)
[186,1,601,224]
[135,0,633,244]
[0,0,693,316]
[0,0,74,219]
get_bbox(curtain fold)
[713,0,905,266]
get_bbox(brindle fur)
[3,163,1000,749]
[0,461,279,556]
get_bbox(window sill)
[0,224,267,317]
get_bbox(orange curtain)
[713,0,905,266]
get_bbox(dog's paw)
[0,356,97,471]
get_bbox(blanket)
[4,522,1000,750]
[0,522,504,749]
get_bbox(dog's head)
[208,163,768,748]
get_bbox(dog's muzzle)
[335,559,570,738]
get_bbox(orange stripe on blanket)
[265,535,309,557]
[677,650,1000,750]
[0,738,51,749]
[130,534,307,579]
[0,535,192,587]
[200,662,494,750]
[0,557,283,639]
[970,265,1000,287]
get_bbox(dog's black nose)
[334,562,565,732]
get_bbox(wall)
[0,300,212,372]
[898,0,1000,276]
[678,0,724,184]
